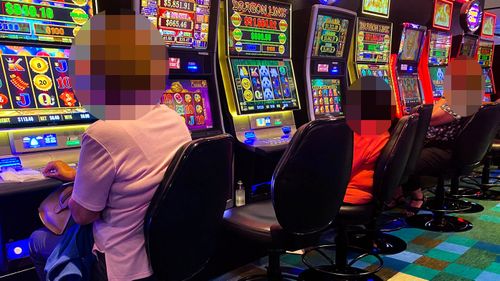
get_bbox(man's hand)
[42,160,76,182]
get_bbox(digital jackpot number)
[160,18,192,30]
[161,0,194,11]
[4,2,54,20]
[45,26,65,36]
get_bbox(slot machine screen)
[477,40,493,68]
[357,64,390,85]
[0,45,94,128]
[0,0,95,44]
[397,76,422,112]
[460,35,477,57]
[398,28,424,62]
[229,58,299,114]
[227,0,291,57]
[312,14,350,58]
[141,0,211,49]
[361,0,390,18]
[161,79,213,131]
[355,19,391,64]
[311,79,342,116]
[483,68,493,95]
[429,66,446,98]
[428,31,451,66]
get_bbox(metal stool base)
[406,214,473,232]
[299,266,383,281]
[349,232,407,255]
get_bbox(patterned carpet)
[214,177,500,281]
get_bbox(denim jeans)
[29,227,156,281]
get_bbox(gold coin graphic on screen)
[29,57,49,74]
[243,90,254,101]
[33,74,53,91]
[241,78,251,90]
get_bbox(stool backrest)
[144,134,234,281]
[272,118,353,234]
[453,103,500,171]
[373,115,419,204]
[401,104,434,184]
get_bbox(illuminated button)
[282,126,291,135]
[13,247,22,255]
[244,131,256,140]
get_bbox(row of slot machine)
[0,0,496,272]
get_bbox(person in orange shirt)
[343,76,394,205]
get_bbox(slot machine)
[349,0,393,93]
[302,4,356,121]
[391,23,427,116]
[138,0,232,208]
[0,0,97,272]
[139,0,225,140]
[419,0,454,103]
[218,0,300,154]
[452,0,482,59]
[476,12,496,102]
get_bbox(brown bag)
[38,183,73,235]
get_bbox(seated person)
[401,57,484,215]
[343,76,394,205]
[29,12,192,281]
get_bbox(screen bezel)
[480,12,496,39]
[0,0,97,46]
[225,0,292,59]
[310,11,355,59]
[432,0,453,31]
[397,24,426,63]
[355,17,393,64]
[228,57,300,115]
[361,0,391,18]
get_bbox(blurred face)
[345,76,395,136]
[69,13,168,120]
[443,57,484,117]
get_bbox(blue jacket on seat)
[45,223,95,281]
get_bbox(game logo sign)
[428,31,451,66]
[433,0,453,30]
[311,79,342,116]
[356,19,392,64]
[0,45,93,127]
[361,0,390,18]
[161,79,213,131]
[312,14,349,58]
[227,0,291,57]
[229,58,299,114]
[398,27,425,62]
[141,0,211,49]
[481,12,496,39]
[0,0,94,44]
[460,0,482,33]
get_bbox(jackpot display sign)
[356,19,391,64]
[361,0,390,18]
[229,58,299,114]
[433,0,453,30]
[0,0,94,44]
[141,0,211,49]
[0,45,92,127]
[161,79,213,131]
[311,79,342,116]
[312,14,349,58]
[477,40,493,68]
[399,28,424,62]
[227,0,291,57]
[428,31,451,66]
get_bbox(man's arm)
[430,98,457,126]
[68,197,100,225]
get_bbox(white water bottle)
[235,180,246,207]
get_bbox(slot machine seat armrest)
[0,178,64,197]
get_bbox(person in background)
[29,11,191,281]
[401,57,484,215]
[343,76,395,204]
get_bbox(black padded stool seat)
[223,200,278,243]
[223,118,353,281]
[144,134,234,281]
